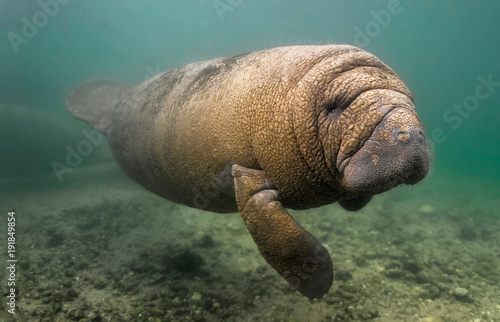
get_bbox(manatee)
[67,45,430,299]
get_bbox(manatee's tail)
[66,79,132,135]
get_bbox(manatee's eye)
[327,102,344,119]
[326,93,351,118]
[327,108,338,119]
[325,103,336,113]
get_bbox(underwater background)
[1,1,499,321]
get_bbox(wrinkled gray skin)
[68,45,430,300]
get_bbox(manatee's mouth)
[338,107,430,194]
[337,106,400,175]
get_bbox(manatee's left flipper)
[67,79,132,134]
[232,164,333,299]
[339,195,372,211]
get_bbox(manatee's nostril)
[395,128,424,144]
[413,129,425,143]
[397,132,409,142]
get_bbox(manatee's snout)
[341,108,430,194]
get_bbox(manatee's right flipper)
[232,164,333,299]
[339,195,372,211]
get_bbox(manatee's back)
[66,61,250,212]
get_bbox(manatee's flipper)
[232,164,333,299]
[339,195,372,211]
[66,79,132,134]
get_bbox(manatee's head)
[336,97,430,195]
[293,45,430,198]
